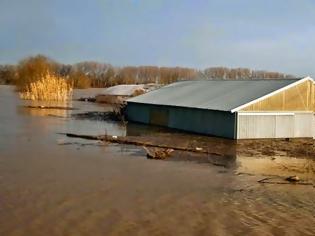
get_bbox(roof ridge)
[128,77,310,112]
[174,78,301,82]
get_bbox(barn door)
[238,113,294,139]
[149,107,169,126]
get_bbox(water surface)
[0,85,314,236]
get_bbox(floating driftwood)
[285,175,300,182]
[77,97,96,102]
[24,105,77,110]
[60,133,224,156]
[143,146,174,159]
[258,176,313,186]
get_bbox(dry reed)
[19,73,72,101]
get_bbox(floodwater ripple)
[0,85,314,236]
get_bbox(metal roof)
[99,84,161,96]
[99,84,145,96]
[127,78,304,112]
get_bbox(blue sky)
[1,0,315,76]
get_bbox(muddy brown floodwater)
[0,85,315,236]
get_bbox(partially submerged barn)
[126,77,315,139]
[95,84,159,104]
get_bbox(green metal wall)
[126,102,237,139]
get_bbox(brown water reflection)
[0,85,315,236]
[19,105,71,118]
[127,123,315,180]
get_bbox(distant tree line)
[0,65,17,85]
[204,67,293,80]
[0,55,294,89]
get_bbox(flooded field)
[0,85,315,236]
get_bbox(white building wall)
[237,112,314,139]
[238,114,276,138]
[275,115,295,138]
[294,113,314,137]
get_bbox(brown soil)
[237,138,315,158]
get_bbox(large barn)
[126,77,315,139]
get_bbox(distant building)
[126,77,315,139]
[95,84,159,104]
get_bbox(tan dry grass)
[19,73,72,101]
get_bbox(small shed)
[126,77,315,139]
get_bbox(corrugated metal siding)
[237,112,314,139]
[126,102,237,139]
[149,107,169,126]
[294,113,314,137]
[167,106,236,138]
[238,115,276,139]
[275,115,294,138]
[126,103,150,124]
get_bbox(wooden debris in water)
[24,105,76,110]
[258,176,313,186]
[285,175,300,182]
[77,97,96,102]
[60,133,224,156]
[143,146,174,159]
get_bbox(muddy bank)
[237,138,315,158]
[125,132,315,159]
[61,131,315,160]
